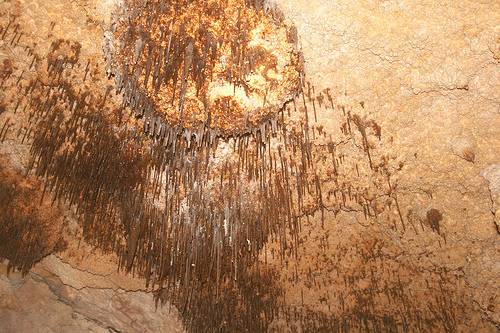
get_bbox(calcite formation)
[106,0,302,135]
[0,0,499,332]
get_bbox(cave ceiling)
[0,0,499,332]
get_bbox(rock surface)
[0,0,499,332]
[272,0,499,329]
[0,256,185,333]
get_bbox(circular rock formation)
[106,0,303,136]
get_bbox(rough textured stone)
[482,164,500,233]
[271,0,499,330]
[0,257,185,333]
[0,0,499,332]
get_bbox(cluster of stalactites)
[4,30,388,333]
[18,32,315,315]
[105,0,301,137]
[0,9,470,333]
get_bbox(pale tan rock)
[0,258,185,333]
[0,0,499,332]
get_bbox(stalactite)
[0,4,469,333]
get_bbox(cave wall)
[0,0,498,332]
[271,0,499,330]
